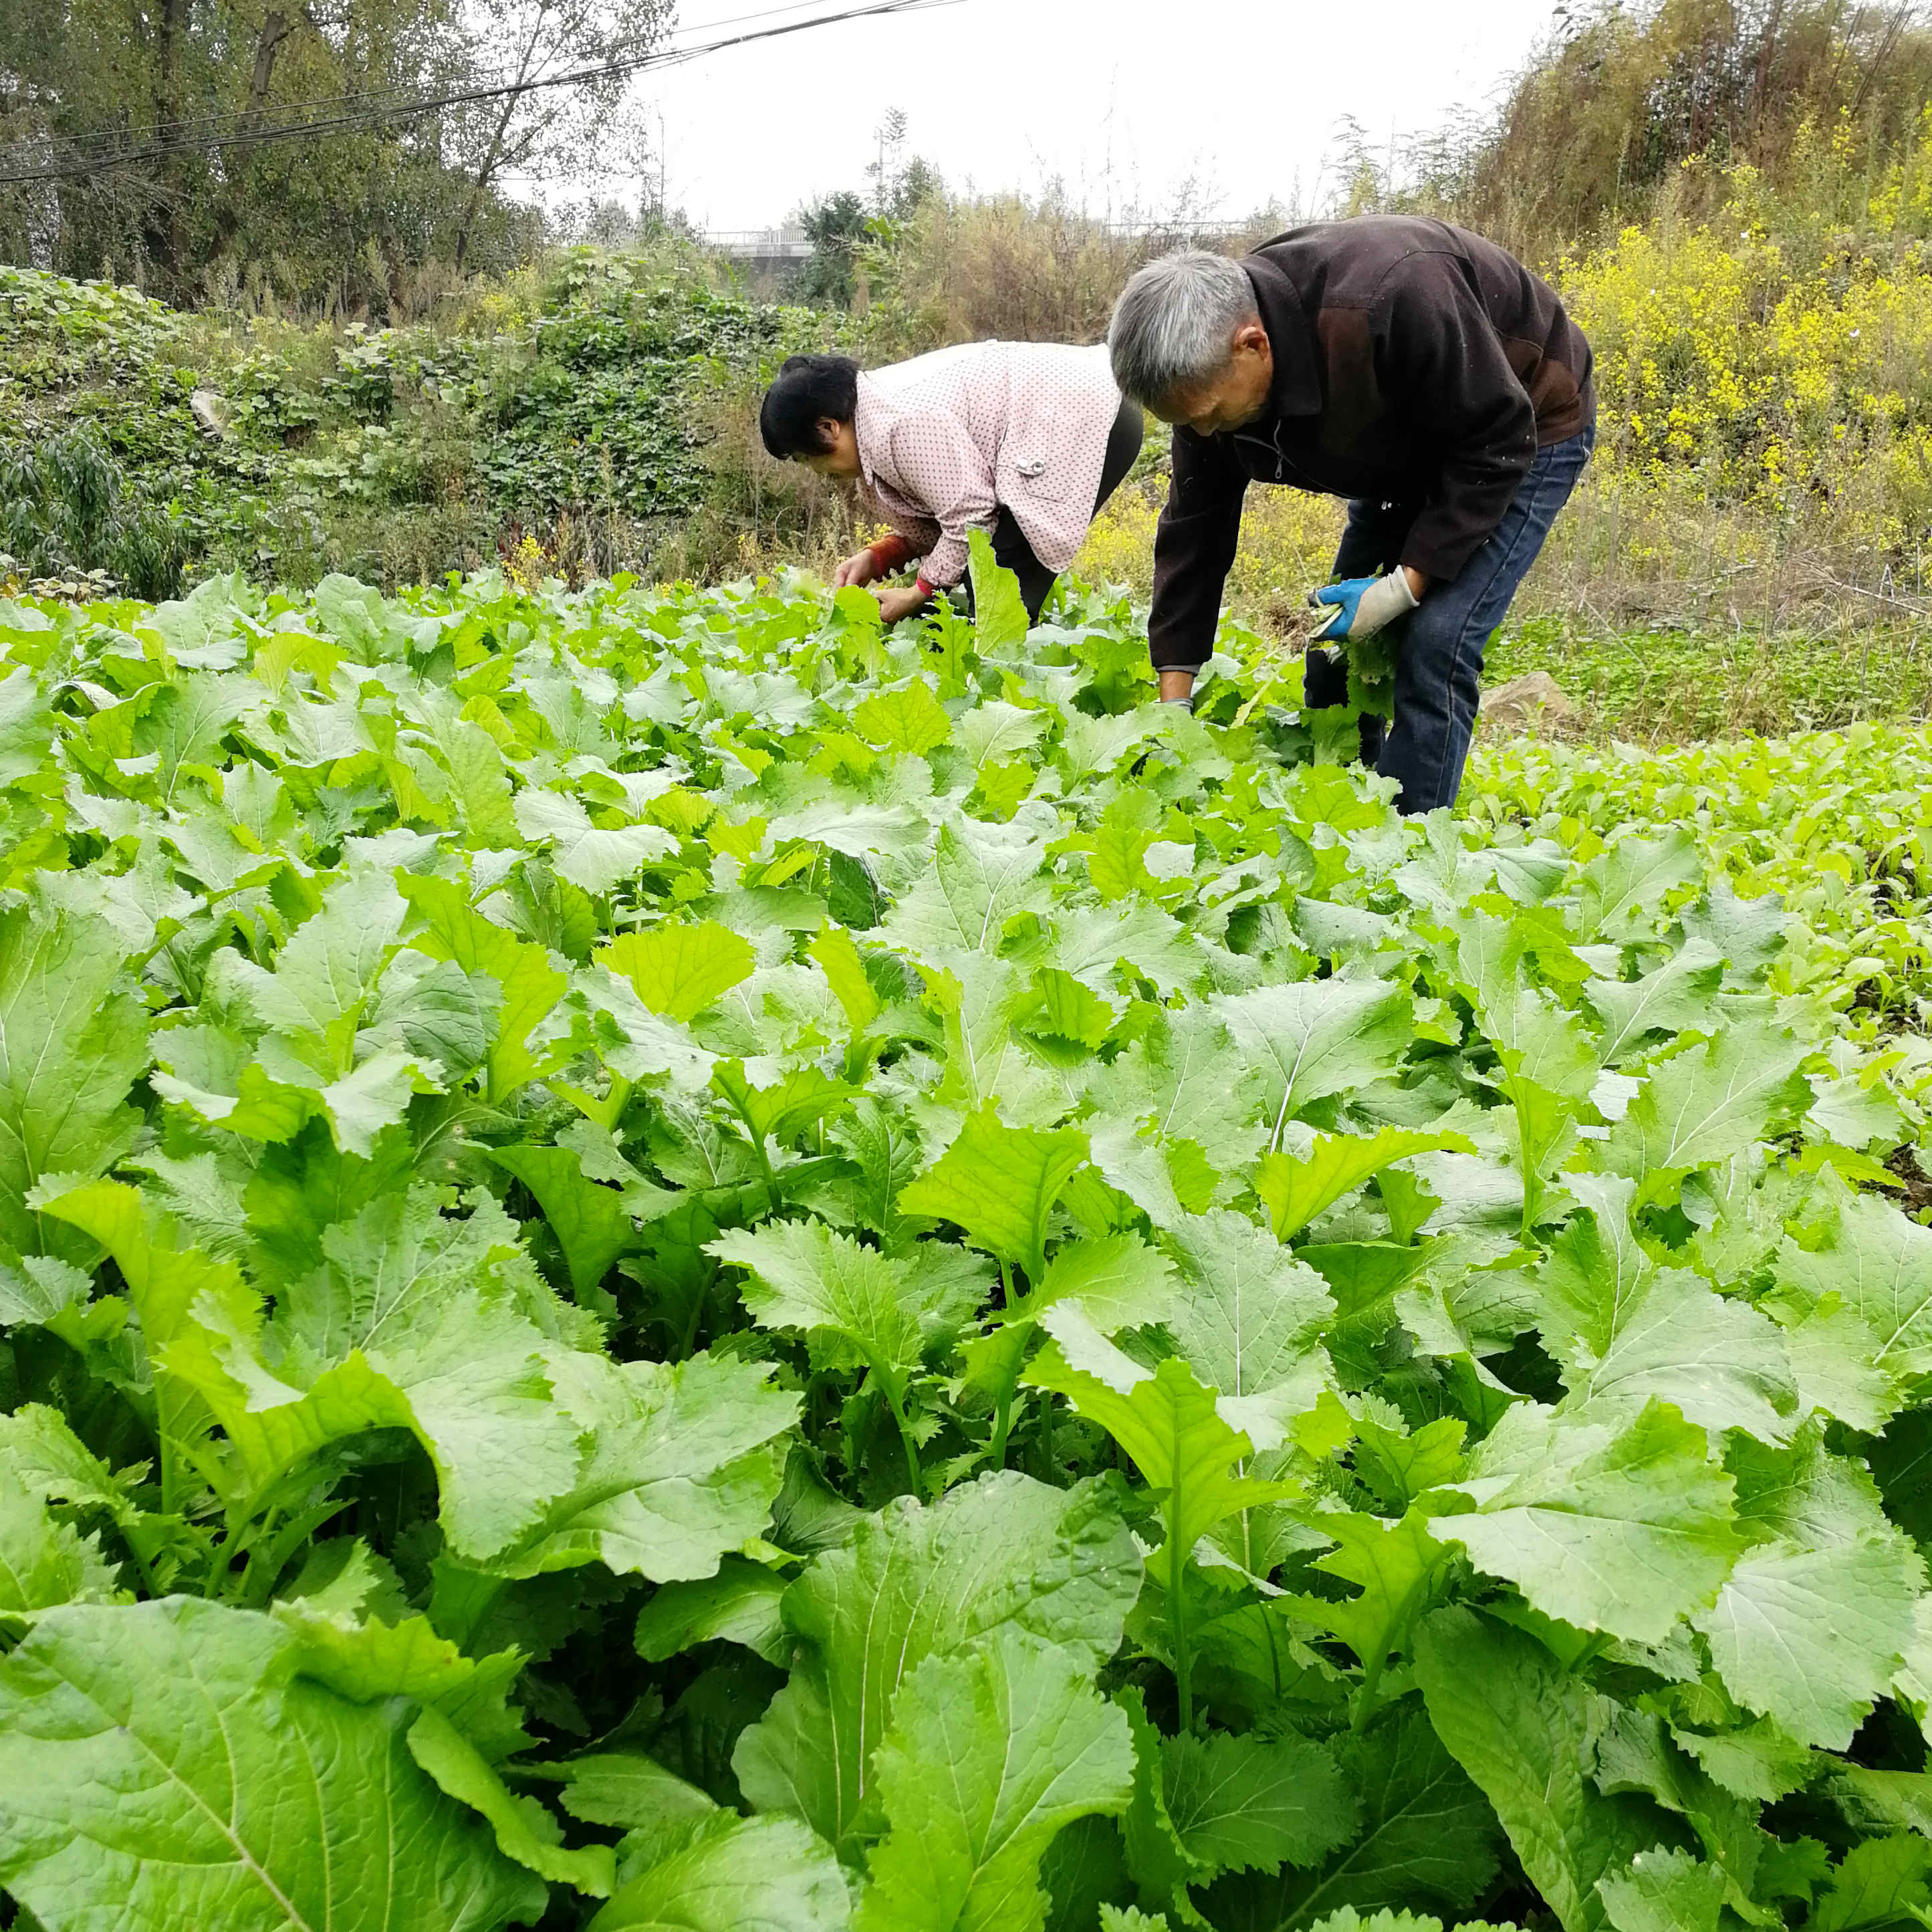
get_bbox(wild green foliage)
[0,556,1929,1929]
[0,256,830,594]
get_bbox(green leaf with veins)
[1282,1505,1453,1706]
[0,1475,122,1616]
[1596,1846,1725,1932]
[884,814,1054,959]
[408,1703,616,1896]
[1026,1306,1297,1726]
[1806,1834,1932,1932]
[1601,1019,1810,1205]
[487,1348,797,1580]
[1533,1174,1797,1441]
[1584,939,1725,1066]
[1588,1705,1761,1907]
[513,786,679,893]
[853,677,951,755]
[1158,1727,1358,1883]
[1692,1423,1924,1749]
[596,919,757,1022]
[550,1752,717,1831]
[733,1471,1138,1854]
[0,1403,146,1532]
[955,1229,1175,1447]
[1255,1128,1476,1243]
[967,529,1032,652]
[1050,900,1206,1002]
[711,1059,856,1154]
[856,1626,1134,1932]
[1772,1170,1932,1395]
[588,1812,854,1931]
[1158,1209,1335,1453]
[1414,1606,1669,1932]
[273,1596,533,1762]
[1201,1701,1500,1928]
[808,921,884,1030]
[0,1598,545,1932]
[1117,1680,1205,1906]
[1426,1400,1741,1644]
[712,1215,979,1409]
[1350,1404,1467,1514]
[39,1177,261,1511]
[226,866,407,1064]
[0,902,149,1259]
[1574,828,1703,944]
[1211,978,1412,1152]
[900,1102,1089,1282]
[634,1556,791,1666]
[398,870,570,1100]
[1029,1230,1179,1330]
[488,1142,640,1298]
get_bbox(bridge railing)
[695,217,1253,262]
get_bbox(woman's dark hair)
[758,353,860,459]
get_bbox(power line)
[29,0,868,161]
[0,0,962,187]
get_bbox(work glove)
[1308,568,1419,643]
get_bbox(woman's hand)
[875,584,930,626]
[832,548,880,590]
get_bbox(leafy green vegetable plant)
[0,553,1928,1931]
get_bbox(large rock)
[1481,670,1576,733]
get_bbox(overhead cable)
[0,0,962,186]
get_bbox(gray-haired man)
[1108,217,1594,812]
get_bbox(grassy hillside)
[0,248,853,598]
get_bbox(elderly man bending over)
[1108,217,1594,812]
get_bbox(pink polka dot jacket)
[852,342,1124,590]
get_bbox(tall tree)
[442,0,674,271]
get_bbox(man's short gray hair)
[1108,251,1260,406]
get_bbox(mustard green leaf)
[857,1626,1134,1932]
[596,919,756,1023]
[1159,1727,1358,1881]
[487,1350,797,1581]
[634,1556,792,1667]
[900,1103,1089,1281]
[1596,1847,1724,1932]
[733,1472,1138,1855]
[514,786,679,894]
[1256,1128,1477,1243]
[488,1141,640,1297]
[1025,1306,1297,1602]
[1212,979,1412,1149]
[408,1704,615,1896]
[852,678,952,756]
[589,1812,853,1931]
[1414,1607,1666,1932]
[1426,1401,1741,1644]
[0,902,148,1258]
[0,1597,546,1931]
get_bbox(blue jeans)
[1303,424,1595,812]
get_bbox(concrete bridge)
[703,229,814,293]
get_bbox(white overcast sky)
[626,0,1568,234]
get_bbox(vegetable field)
[0,548,1930,1932]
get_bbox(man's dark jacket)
[1147,216,1594,670]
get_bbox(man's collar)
[1241,252,1322,420]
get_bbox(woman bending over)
[758,344,1142,626]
